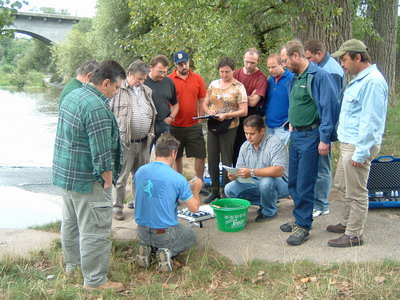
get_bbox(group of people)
[52,37,388,291]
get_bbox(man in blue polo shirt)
[263,53,294,145]
[134,133,203,272]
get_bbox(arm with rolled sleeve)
[353,82,387,163]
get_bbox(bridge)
[7,12,81,44]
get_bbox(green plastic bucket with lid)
[210,198,251,232]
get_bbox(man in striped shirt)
[53,60,126,292]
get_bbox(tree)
[0,0,26,38]
[291,0,353,53]
[364,0,398,103]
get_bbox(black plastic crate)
[367,155,400,208]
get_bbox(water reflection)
[0,88,61,167]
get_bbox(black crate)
[367,155,400,208]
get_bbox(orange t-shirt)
[168,69,207,127]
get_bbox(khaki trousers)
[334,143,380,236]
[61,182,113,287]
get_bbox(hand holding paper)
[222,165,255,184]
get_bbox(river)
[0,88,63,228]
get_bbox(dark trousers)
[207,127,237,193]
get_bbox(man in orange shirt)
[168,50,207,179]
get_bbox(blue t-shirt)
[134,161,193,228]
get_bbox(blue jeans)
[267,126,290,145]
[224,177,289,217]
[314,153,332,211]
[288,128,320,229]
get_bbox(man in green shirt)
[59,60,98,105]
[53,60,126,292]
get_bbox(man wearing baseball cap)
[168,51,207,180]
[327,39,388,247]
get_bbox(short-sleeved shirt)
[53,83,122,194]
[233,68,267,107]
[206,80,248,129]
[289,66,319,127]
[168,69,207,127]
[236,133,288,179]
[144,76,178,121]
[134,161,193,228]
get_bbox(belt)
[292,123,319,132]
[131,136,147,143]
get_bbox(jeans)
[288,128,320,230]
[61,182,112,287]
[267,126,290,146]
[137,223,196,257]
[314,153,332,211]
[224,177,289,217]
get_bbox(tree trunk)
[292,0,352,53]
[365,0,397,104]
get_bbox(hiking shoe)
[328,234,363,247]
[255,213,277,223]
[83,280,125,292]
[128,202,134,209]
[203,191,219,204]
[156,248,173,272]
[280,221,297,232]
[286,226,310,246]
[113,211,124,221]
[327,223,346,233]
[135,242,152,268]
[312,209,330,218]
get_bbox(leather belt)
[155,228,166,234]
[131,136,147,143]
[292,123,319,132]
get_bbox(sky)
[20,0,97,17]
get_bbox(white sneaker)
[312,209,329,218]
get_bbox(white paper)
[222,165,256,184]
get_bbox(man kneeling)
[134,133,203,271]
[224,115,289,222]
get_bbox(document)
[222,165,256,184]
[192,115,216,119]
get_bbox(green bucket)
[210,198,251,232]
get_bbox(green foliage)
[29,220,61,233]
[16,39,52,73]
[0,0,27,38]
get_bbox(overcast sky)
[20,0,97,17]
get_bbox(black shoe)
[203,192,219,204]
[257,207,262,215]
[255,213,277,223]
[128,202,134,209]
[280,221,297,232]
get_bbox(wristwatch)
[250,169,255,177]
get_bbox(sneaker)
[328,234,363,247]
[135,242,152,268]
[203,191,219,204]
[83,280,125,292]
[326,223,346,233]
[280,221,297,232]
[286,226,310,246]
[312,209,329,218]
[255,213,277,223]
[113,211,124,221]
[156,248,173,272]
[128,202,134,209]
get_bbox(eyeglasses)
[155,69,167,75]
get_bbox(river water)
[0,88,63,228]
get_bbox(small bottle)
[395,190,399,197]
[391,190,395,197]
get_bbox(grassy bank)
[1,238,399,299]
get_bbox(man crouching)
[134,133,203,272]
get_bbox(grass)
[1,238,399,299]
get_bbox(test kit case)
[367,155,400,208]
